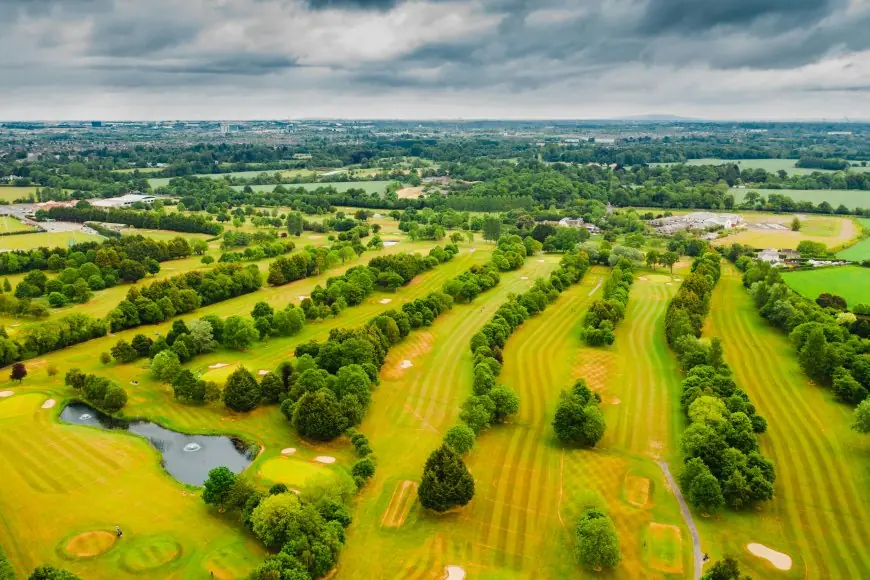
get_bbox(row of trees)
[266,242,363,287]
[107,263,262,332]
[44,206,223,235]
[666,253,775,513]
[0,313,107,367]
[734,253,870,435]
[418,250,592,512]
[582,259,634,346]
[304,245,459,321]
[0,233,197,276]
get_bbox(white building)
[92,194,157,208]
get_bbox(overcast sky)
[1,0,869,120]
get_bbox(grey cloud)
[637,0,841,34]
[88,18,201,57]
[306,0,402,10]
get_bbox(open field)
[782,266,870,307]
[652,158,870,176]
[119,228,214,243]
[229,181,395,195]
[837,219,870,261]
[0,216,36,233]
[0,230,102,251]
[731,188,870,210]
[0,186,39,203]
[711,213,857,250]
[338,266,693,579]
[113,167,164,174]
[701,265,870,577]
[148,169,321,189]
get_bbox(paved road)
[658,461,703,580]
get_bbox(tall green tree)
[418,444,475,512]
[574,508,621,570]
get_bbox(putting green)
[118,535,182,572]
[61,531,116,559]
[258,456,336,488]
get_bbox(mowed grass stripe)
[479,272,604,571]
[709,266,870,576]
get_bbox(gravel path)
[658,461,703,580]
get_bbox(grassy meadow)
[0,230,102,251]
[731,188,870,210]
[711,213,858,250]
[0,216,36,233]
[700,265,870,577]
[837,218,870,261]
[229,181,394,195]
[782,266,870,307]
[148,169,321,189]
[654,158,870,176]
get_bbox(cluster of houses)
[557,216,602,234]
[648,212,744,234]
[758,248,851,268]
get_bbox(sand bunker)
[747,543,792,570]
[379,298,392,304]
[208,363,229,369]
[0,391,13,398]
[258,370,269,376]
[638,276,648,281]
[314,456,336,464]
[281,448,296,455]
[611,397,621,405]
[521,276,529,280]
[400,360,413,369]
[64,530,116,558]
[444,565,466,580]
[468,247,477,253]
[537,259,545,263]
[41,399,56,409]
[297,295,309,301]
[383,241,399,247]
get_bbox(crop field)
[837,219,870,261]
[0,186,39,202]
[702,266,870,577]
[652,158,870,175]
[781,266,870,307]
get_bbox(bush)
[443,425,476,453]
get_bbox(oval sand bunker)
[400,360,413,369]
[444,565,466,580]
[747,543,792,570]
[0,391,13,398]
[42,399,56,409]
[281,448,296,455]
[65,530,116,558]
[314,456,336,464]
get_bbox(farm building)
[649,212,743,234]
[91,193,157,208]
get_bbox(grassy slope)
[781,266,870,307]
[730,188,870,210]
[339,267,690,579]
[701,265,870,577]
[837,218,870,261]
[0,393,265,578]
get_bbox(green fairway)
[339,266,692,578]
[837,219,870,261]
[0,392,265,578]
[702,265,870,577]
[229,181,394,195]
[120,228,213,242]
[781,266,870,307]
[148,169,320,189]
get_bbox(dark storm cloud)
[88,17,201,57]
[637,0,841,34]
[306,0,402,10]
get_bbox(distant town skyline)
[1,0,868,120]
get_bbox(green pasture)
[837,219,870,261]
[0,230,102,251]
[712,213,859,250]
[700,265,870,577]
[149,169,321,189]
[0,216,36,234]
[731,188,870,210]
[229,181,394,195]
[653,158,870,175]
[781,266,870,307]
[120,228,214,243]
[0,186,39,203]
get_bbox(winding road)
[658,461,703,580]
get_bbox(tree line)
[44,205,224,235]
[582,259,634,346]
[417,249,592,513]
[665,252,776,513]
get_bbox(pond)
[60,402,254,486]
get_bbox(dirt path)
[657,461,702,580]
[587,277,603,296]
